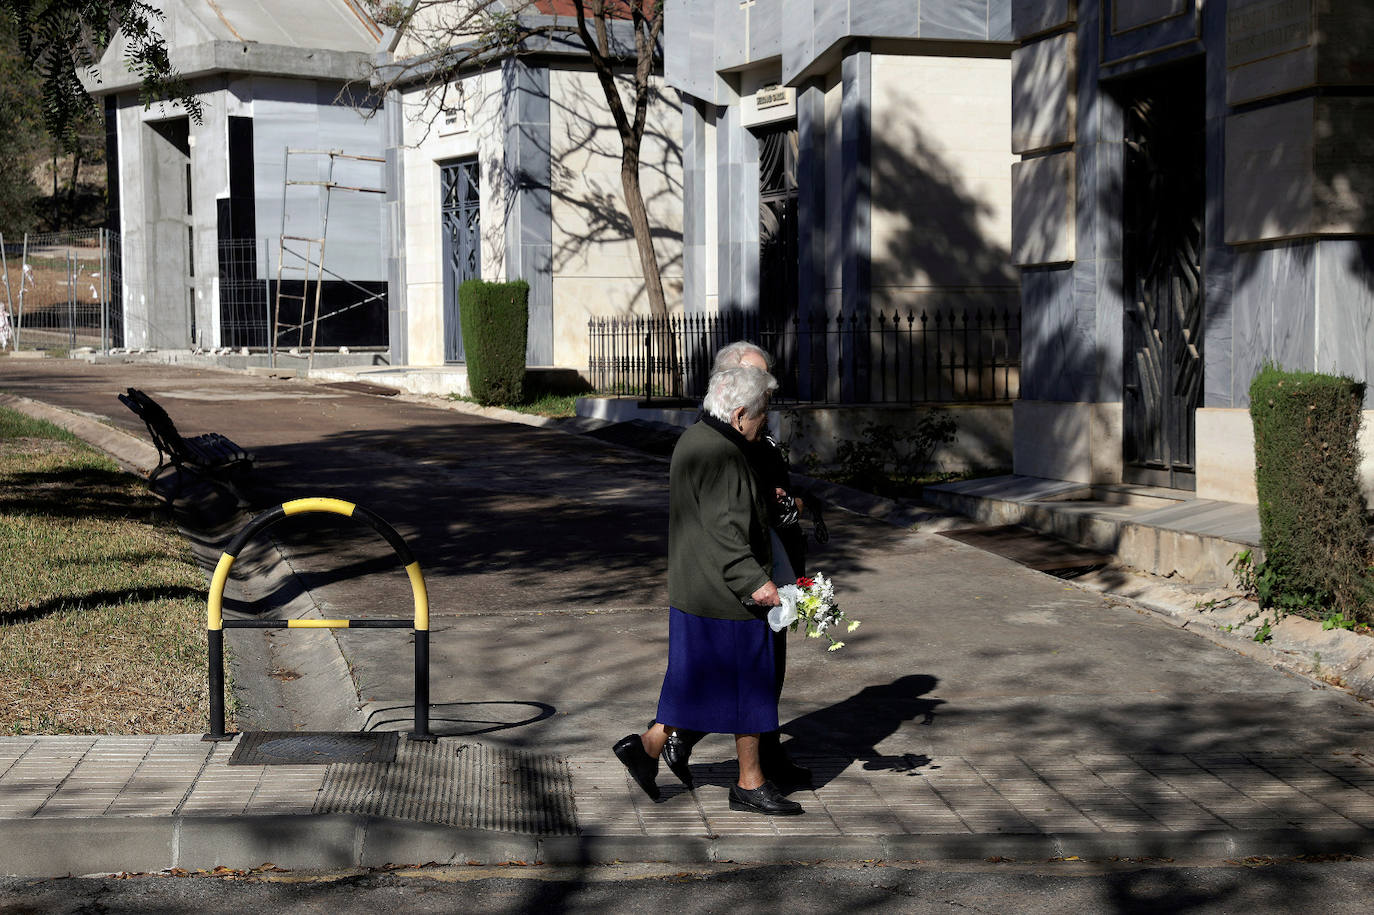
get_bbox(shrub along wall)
[1249,365,1370,620]
[459,279,529,406]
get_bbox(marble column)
[502,58,553,366]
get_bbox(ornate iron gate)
[441,159,481,363]
[1121,67,1204,490]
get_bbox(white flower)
[768,585,801,632]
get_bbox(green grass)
[448,390,582,418]
[0,407,224,735]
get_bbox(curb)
[4,815,1374,876]
[0,392,157,473]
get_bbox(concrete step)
[924,475,1261,586]
[1036,483,1193,511]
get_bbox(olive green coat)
[667,417,772,621]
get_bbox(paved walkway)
[3,358,1374,876]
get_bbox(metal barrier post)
[203,498,433,742]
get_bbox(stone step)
[924,475,1260,586]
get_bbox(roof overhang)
[81,40,374,96]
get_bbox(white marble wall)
[870,53,1017,312]
[399,69,505,366]
[548,68,684,371]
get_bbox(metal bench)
[117,387,254,491]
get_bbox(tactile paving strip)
[313,739,578,834]
[229,732,399,766]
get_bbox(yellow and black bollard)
[204,497,433,741]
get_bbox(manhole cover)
[229,731,399,766]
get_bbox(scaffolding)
[273,148,387,371]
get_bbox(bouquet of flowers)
[766,572,859,651]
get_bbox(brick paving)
[6,735,1373,844]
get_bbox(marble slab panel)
[1012,0,1074,41]
[1018,266,1074,401]
[1271,243,1316,373]
[920,0,990,41]
[712,0,749,71]
[1012,32,1076,155]
[1090,257,1124,402]
[1314,0,1374,88]
[813,0,849,63]
[749,0,783,62]
[990,0,1013,40]
[1224,99,1314,244]
[1228,246,1277,405]
[1111,0,1188,34]
[1100,0,1199,67]
[1226,0,1374,105]
[1202,247,1235,408]
[1316,239,1374,384]
[1012,151,1075,266]
[857,0,923,41]
[1314,97,1374,236]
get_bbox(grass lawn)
[448,390,582,418]
[0,407,222,735]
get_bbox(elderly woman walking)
[612,364,804,816]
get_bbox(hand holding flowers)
[766,571,859,651]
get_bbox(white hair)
[712,341,773,374]
[703,365,778,423]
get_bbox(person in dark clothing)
[658,342,814,792]
[611,365,803,816]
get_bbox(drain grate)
[314,740,578,834]
[229,731,399,766]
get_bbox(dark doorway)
[441,158,481,363]
[757,124,798,329]
[1116,61,1205,490]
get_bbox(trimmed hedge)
[1249,364,1369,618]
[459,279,529,406]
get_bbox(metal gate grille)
[441,159,481,364]
[1121,65,1204,490]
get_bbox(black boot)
[612,734,660,801]
[760,731,812,789]
[661,728,705,789]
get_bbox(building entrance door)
[1119,62,1205,490]
[441,158,480,363]
[757,124,798,328]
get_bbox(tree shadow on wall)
[491,64,684,314]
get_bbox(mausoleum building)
[1009,0,1374,502]
[664,0,1019,380]
[84,0,391,353]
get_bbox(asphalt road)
[1,858,1371,913]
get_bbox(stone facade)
[385,14,683,370]
[667,0,1017,403]
[1010,0,1374,500]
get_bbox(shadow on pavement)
[780,674,943,789]
[363,700,557,738]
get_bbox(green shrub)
[1249,364,1369,620]
[459,279,529,405]
[834,410,958,495]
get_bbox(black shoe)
[729,780,804,816]
[662,730,699,789]
[760,733,813,790]
[612,734,660,801]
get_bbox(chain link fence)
[1,229,122,353]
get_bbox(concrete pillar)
[502,58,553,366]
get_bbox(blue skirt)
[656,607,780,734]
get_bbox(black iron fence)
[588,308,1021,404]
